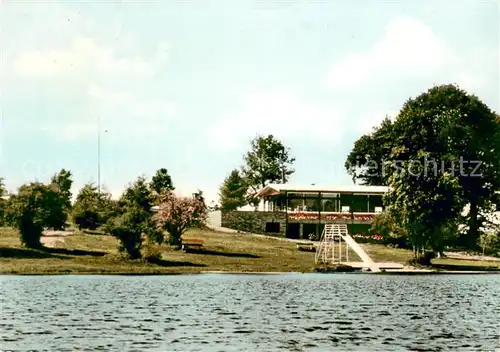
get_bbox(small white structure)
[315,224,381,272]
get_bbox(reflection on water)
[1,274,499,351]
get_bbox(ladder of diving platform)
[315,224,381,272]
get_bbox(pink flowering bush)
[153,191,208,246]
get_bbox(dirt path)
[40,230,75,247]
[206,223,317,244]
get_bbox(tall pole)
[98,115,101,193]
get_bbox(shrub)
[18,213,44,248]
[107,206,147,259]
[7,183,66,248]
[73,206,100,230]
[153,190,208,246]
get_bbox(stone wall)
[221,210,287,236]
[221,211,378,238]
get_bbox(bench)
[297,242,316,252]
[181,238,204,253]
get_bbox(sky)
[1,0,499,204]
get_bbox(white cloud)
[324,15,499,97]
[39,122,97,142]
[326,16,458,89]
[325,15,499,125]
[87,85,176,120]
[3,3,173,143]
[207,90,346,151]
[39,90,177,143]
[9,34,174,142]
[14,37,168,80]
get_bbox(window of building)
[340,194,353,211]
[273,194,287,211]
[288,196,303,211]
[322,193,339,212]
[265,222,280,233]
[322,199,338,212]
[351,194,369,212]
[303,192,320,211]
[286,223,300,239]
[368,195,384,212]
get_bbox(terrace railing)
[286,211,378,222]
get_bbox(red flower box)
[289,212,319,220]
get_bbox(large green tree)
[72,183,116,230]
[241,135,295,204]
[42,184,69,230]
[219,169,248,210]
[7,183,66,248]
[346,84,500,250]
[384,157,463,259]
[391,86,499,248]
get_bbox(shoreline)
[1,269,500,276]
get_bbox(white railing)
[315,224,381,272]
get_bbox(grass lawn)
[432,258,500,268]
[1,227,498,274]
[1,227,319,274]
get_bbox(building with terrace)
[220,184,389,239]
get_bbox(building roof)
[255,184,390,198]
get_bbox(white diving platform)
[315,224,382,272]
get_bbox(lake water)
[1,274,499,351]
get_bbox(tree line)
[0,168,207,260]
